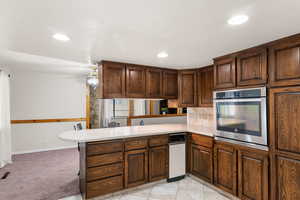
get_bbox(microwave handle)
[213,98,265,103]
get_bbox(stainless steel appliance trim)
[169,133,187,136]
[214,98,265,103]
[214,136,269,151]
[213,87,266,99]
[169,142,186,145]
[213,97,268,146]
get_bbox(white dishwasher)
[168,133,186,182]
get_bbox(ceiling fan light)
[87,76,99,87]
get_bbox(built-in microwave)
[213,87,268,150]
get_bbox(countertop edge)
[59,129,188,143]
[58,124,215,143]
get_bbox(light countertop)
[58,123,215,143]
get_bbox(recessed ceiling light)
[53,33,70,41]
[157,51,168,58]
[227,15,249,25]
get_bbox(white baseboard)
[13,145,77,155]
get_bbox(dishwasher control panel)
[169,133,186,144]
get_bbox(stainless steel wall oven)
[214,87,267,149]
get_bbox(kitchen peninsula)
[59,124,214,199]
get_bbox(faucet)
[140,120,145,126]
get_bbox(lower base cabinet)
[190,144,213,183]
[189,133,214,183]
[125,149,148,188]
[238,149,269,200]
[149,145,169,182]
[272,154,300,200]
[82,134,271,200]
[214,141,269,200]
[214,142,238,195]
[86,175,123,198]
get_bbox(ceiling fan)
[86,56,99,88]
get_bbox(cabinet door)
[273,155,300,200]
[190,144,213,183]
[146,68,163,98]
[149,145,168,182]
[237,48,267,86]
[162,70,178,99]
[125,149,148,188]
[178,70,197,107]
[269,36,300,87]
[214,57,236,89]
[126,65,146,98]
[214,142,237,195]
[269,87,300,155]
[101,61,126,98]
[198,66,214,107]
[238,149,269,200]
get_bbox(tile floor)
[61,176,238,200]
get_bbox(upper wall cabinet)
[197,66,214,107]
[162,70,178,99]
[269,35,300,87]
[97,61,126,98]
[146,68,162,98]
[126,64,146,98]
[178,70,197,107]
[214,56,236,89]
[97,61,178,99]
[214,47,268,90]
[236,48,268,86]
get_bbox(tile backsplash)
[187,107,215,135]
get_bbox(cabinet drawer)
[87,152,123,167]
[190,134,213,148]
[86,175,123,198]
[87,140,123,156]
[125,138,148,151]
[87,163,123,181]
[149,135,168,147]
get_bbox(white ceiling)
[1,0,300,74]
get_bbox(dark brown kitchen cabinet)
[238,149,269,200]
[237,48,268,87]
[146,68,163,98]
[197,66,214,107]
[162,70,178,99]
[97,61,178,99]
[271,154,300,200]
[214,141,270,200]
[97,61,126,98]
[125,148,148,188]
[269,35,300,87]
[189,134,214,183]
[149,145,168,182]
[190,144,213,183]
[81,140,125,199]
[126,65,146,98]
[214,142,237,195]
[269,85,300,200]
[214,56,236,89]
[178,70,197,107]
[269,86,300,155]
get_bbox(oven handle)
[213,98,265,103]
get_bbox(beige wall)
[10,69,86,154]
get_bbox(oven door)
[214,98,267,146]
